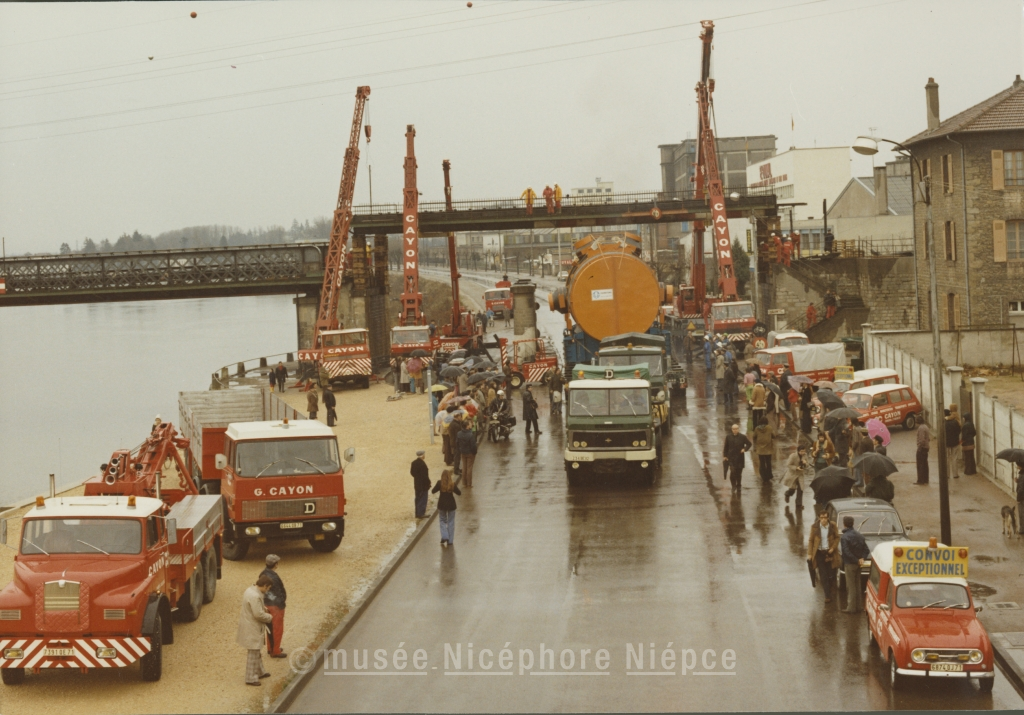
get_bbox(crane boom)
[315,86,371,342]
[692,21,738,303]
[442,160,463,327]
[399,125,424,325]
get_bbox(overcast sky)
[0,0,1020,255]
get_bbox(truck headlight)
[640,440,647,447]
[573,441,580,447]
[322,522,337,532]
[969,650,984,663]
[580,442,587,448]
[911,649,925,663]
[96,647,118,659]
[244,526,261,536]
[632,441,639,447]
[3,648,24,660]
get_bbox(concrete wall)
[868,327,1022,369]
[294,295,318,349]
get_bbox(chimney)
[925,77,940,131]
[1015,74,1024,88]
[874,166,888,216]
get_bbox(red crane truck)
[178,389,350,561]
[0,422,223,684]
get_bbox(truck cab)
[767,330,809,347]
[563,365,658,485]
[596,333,675,432]
[483,285,512,319]
[866,540,995,692]
[320,328,372,389]
[216,420,346,560]
[709,301,757,341]
[391,325,436,358]
[753,343,846,382]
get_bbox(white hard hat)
[497,390,505,396]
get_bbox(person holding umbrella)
[807,510,841,603]
[811,465,854,516]
[783,444,809,507]
[753,417,776,484]
[811,431,835,474]
[722,422,752,492]
[799,383,814,435]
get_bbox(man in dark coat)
[306,389,319,421]
[722,362,738,407]
[274,362,288,392]
[840,516,871,614]
[260,555,288,658]
[523,386,541,436]
[456,425,478,487]
[945,407,962,479]
[865,473,895,504]
[411,450,431,517]
[722,422,752,492]
[960,414,977,475]
[322,386,337,427]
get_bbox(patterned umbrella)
[866,418,891,446]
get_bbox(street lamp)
[853,135,950,545]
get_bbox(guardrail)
[211,351,299,390]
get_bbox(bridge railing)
[211,351,300,390]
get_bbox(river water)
[0,295,297,507]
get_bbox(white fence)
[864,329,1022,496]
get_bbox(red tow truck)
[0,422,223,684]
[179,390,351,561]
[484,278,513,320]
[753,343,846,382]
[315,328,373,389]
[499,337,559,388]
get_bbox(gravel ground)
[0,382,442,714]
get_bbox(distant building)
[822,158,913,252]
[659,135,777,195]
[904,75,1024,329]
[570,178,614,204]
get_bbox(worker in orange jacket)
[782,238,793,267]
[771,233,783,263]
[806,302,817,329]
[792,230,802,259]
[521,187,537,215]
[553,184,563,211]
[543,185,555,214]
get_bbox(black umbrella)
[763,381,783,398]
[851,452,899,479]
[467,372,491,385]
[810,466,854,503]
[440,366,465,378]
[474,359,497,370]
[410,349,430,358]
[816,389,845,411]
[996,448,1024,466]
[823,407,862,432]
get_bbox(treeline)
[56,218,332,255]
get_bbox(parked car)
[827,497,912,591]
[557,270,569,280]
[833,368,900,395]
[842,384,923,430]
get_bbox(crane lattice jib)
[399,125,424,325]
[443,160,463,329]
[693,21,738,302]
[316,86,371,341]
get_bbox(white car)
[557,270,569,280]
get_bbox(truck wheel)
[140,614,163,682]
[867,618,877,648]
[509,372,525,389]
[565,463,582,486]
[361,376,371,389]
[888,653,903,691]
[309,533,343,553]
[902,413,917,431]
[979,676,995,693]
[202,549,218,604]
[1,667,25,685]
[177,562,204,622]
[222,534,249,561]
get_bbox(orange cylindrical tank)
[565,237,662,340]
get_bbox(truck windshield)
[777,337,808,347]
[895,583,970,609]
[392,328,430,345]
[712,304,755,320]
[843,393,872,409]
[484,290,510,301]
[838,510,904,535]
[21,518,142,555]
[754,353,773,366]
[598,355,663,376]
[569,388,650,416]
[324,332,366,346]
[235,438,340,477]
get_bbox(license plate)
[279,522,303,530]
[44,648,74,657]
[568,454,593,462]
[931,663,963,672]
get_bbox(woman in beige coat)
[238,576,274,685]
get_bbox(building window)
[944,221,956,261]
[942,154,953,193]
[1005,151,1024,186]
[1009,300,1024,315]
[946,293,960,330]
[1008,220,1024,260]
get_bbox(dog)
[1002,505,1018,537]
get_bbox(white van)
[834,368,899,395]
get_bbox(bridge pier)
[511,281,538,338]
[294,295,318,349]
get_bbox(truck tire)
[361,376,371,389]
[140,614,163,682]
[888,652,903,691]
[222,531,249,561]
[1,667,25,685]
[177,562,204,622]
[979,676,995,693]
[509,372,525,389]
[309,533,343,553]
[202,549,218,604]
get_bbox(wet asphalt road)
[289,282,1024,712]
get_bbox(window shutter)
[993,220,1007,262]
[952,293,961,328]
[992,150,1005,190]
[951,221,957,261]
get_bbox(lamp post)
[853,135,949,545]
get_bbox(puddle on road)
[957,508,981,513]
[973,554,1008,563]
[968,581,998,598]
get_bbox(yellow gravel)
[0,382,443,714]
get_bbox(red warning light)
[190,11,197,18]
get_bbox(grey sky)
[0,0,1019,255]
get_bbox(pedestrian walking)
[322,386,337,427]
[824,290,837,320]
[750,381,767,429]
[753,417,776,484]
[961,414,977,475]
[432,469,462,547]
[945,405,962,478]
[521,186,537,215]
[799,384,814,435]
[915,416,931,484]
[409,450,432,517]
[840,516,871,614]
[722,422,752,492]
[723,361,738,407]
[783,445,808,507]
[703,337,712,371]
[852,428,874,494]
[456,422,477,487]
[523,386,541,436]
[237,575,274,685]
[714,351,726,398]
[743,368,756,404]
[807,510,841,603]
[260,555,288,659]
[548,369,564,416]
[448,414,464,475]
[806,302,817,329]
[306,388,319,421]
[399,358,410,393]
[273,362,287,392]
[543,185,555,214]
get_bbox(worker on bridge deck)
[521,186,537,215]
[543,185,555,214]
[554,184,563,211]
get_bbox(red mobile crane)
[678,21,757,344]
[436,159,479,352]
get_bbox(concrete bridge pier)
[511,281,538,339]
